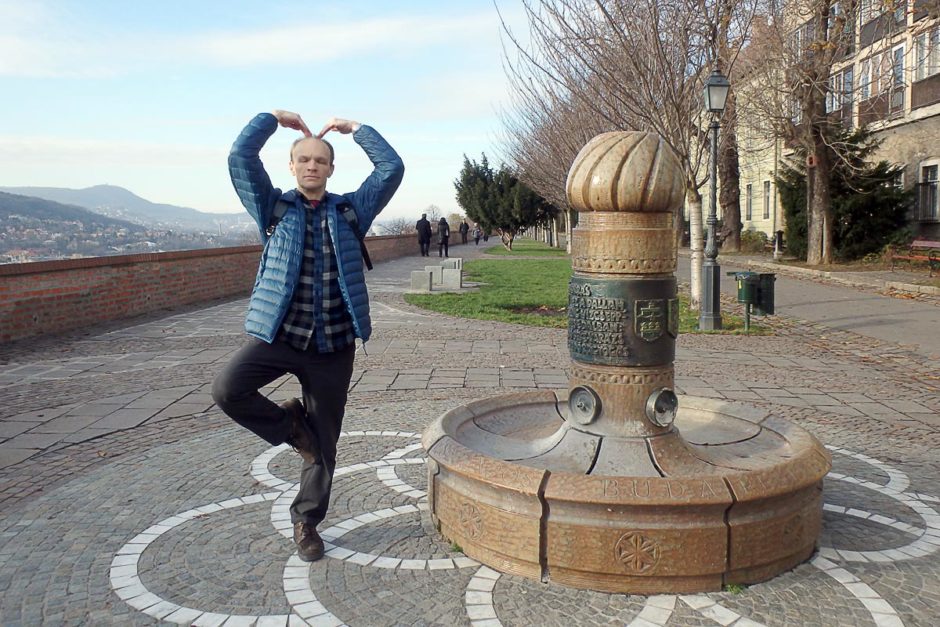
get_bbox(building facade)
[736,0,940,240]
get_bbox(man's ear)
[289,160,297,176]
[327,163,335,178]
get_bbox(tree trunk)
[687,185,704,309]
[567,208,575,254]
[718,92,742,252]
[806,128,833,265]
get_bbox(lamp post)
[699,67,730,331]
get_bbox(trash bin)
[728,271,758,305]
[754,273,776,315]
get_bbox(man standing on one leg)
[415,213,432,256]
[212,110,404,562]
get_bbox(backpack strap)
[339,202,373,271]
[265,199,292,237]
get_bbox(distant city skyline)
[0,1,526,221]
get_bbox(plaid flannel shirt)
[279,197,355,352]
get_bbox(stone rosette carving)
[459,502,483,539]
[615,532,661,574]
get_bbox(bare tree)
[498,0,759,307]
[424,204,443,222]
[375,217,415,236]
[736,0,864,264]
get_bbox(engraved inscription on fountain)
[568,282,630,364]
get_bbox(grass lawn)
[483,239,569,257]
[404,257,766,333]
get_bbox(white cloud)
[0,1,115,78]
[0,136,224,165]
[182,14,497,67]
[0,8,503,78]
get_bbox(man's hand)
[272,110,312,137]
[317,117,361,138]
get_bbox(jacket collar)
[283,188,343,208]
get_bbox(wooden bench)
[886,239,940,276]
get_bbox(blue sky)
[0,0,525,221]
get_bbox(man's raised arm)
[228,110,312,232]
[320,117,404,232]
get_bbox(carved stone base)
[422,392,830,594]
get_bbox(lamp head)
[704,68,731,114]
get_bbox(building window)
[915,28,940,81]
[891,44,906,113]
[860,0,886,24]
[893,0,907,24]
[763,181,771,219]
[861,58,871,99]
[843,67,854,109]
[879,51,893,94]
[791,97,802,124]
[827,67,855,113]
[866,52,885,98]
[789,20,816,59]
[920,163,939,221]
[746,184,753,221]
[828,2,857,54]
[827,73,842,112]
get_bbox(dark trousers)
[439,238,449,257]
[212,339,356,526]
[419,237,430,256]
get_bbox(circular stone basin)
[422,390,830,594]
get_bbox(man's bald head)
[291,136,334,164]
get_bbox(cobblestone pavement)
[0,244,938,625]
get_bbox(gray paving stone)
[90,409,159,430]
[0,448,39,469]
[0,422,34,439]
[1,432,66,450]
[30,415,102,434]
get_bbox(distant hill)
[0,191,144,231]
[0,184,244,231]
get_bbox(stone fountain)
[422,131,830,593]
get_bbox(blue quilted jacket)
[229,113,404,344]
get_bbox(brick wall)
[0,234,416,343]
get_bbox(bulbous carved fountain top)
[566,131,685,214]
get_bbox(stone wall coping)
[0,245,262,277]
[0,234,409,278]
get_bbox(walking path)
[677,252,940,359]
[0,241,937,625]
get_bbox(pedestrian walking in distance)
[438,217,450,258]
[415,213,432,256]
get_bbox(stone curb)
[679,250,940,297]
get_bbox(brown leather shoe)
[293,522,325,562]
[282,398,319,465]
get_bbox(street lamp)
[699,67,730,331]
